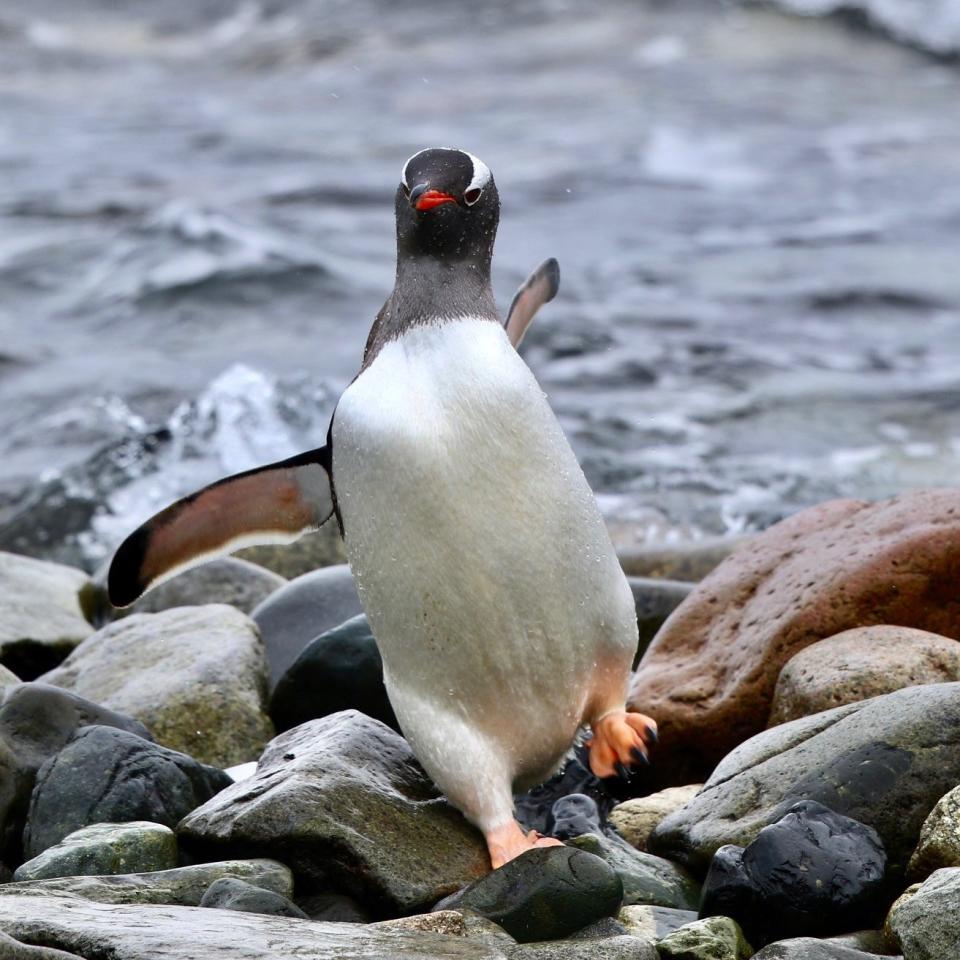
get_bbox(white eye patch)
[400,148,492,193]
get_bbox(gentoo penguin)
[108,147,657,868]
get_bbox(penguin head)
[396,147,500,264]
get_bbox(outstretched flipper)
[504,257,560,347]
[107,446,334,608]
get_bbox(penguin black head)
[396,147,500,264]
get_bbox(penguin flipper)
[504,258,560,347]
[107,446,334,608]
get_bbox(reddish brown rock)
[769,625,960,726]
[628,489,960,784]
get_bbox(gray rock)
[436,847,623,944]
[820,930,892,954]
[507,937,657,959]
[907,783,960,880]
[0,683,151,863]
[566,917,629,940]
[569,834,700,909]
[752,939,890,959]
[0,859,293,906]
[656,916,753,960]
[887,866,960,960]
[251,564,363,690]
[649,683,960,878]
[237,522,347,579]
[617,905,698,941]
[14,821,177,881]
[617,537,747,583]
[40,604,274,768]
[296,892,371,923]
[608,786,703,852]
[551,794,602,841]
[200,876,308,918]
[23,724,231,859]
[0,930,83,960]
[0,893,507,959]
[372,910,515,944]
[0,552,92,680]
[628,578,694,662]
[179,710,488,914]
[0,665,20,700]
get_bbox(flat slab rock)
[629,490,960,782]
[178,710,488,914]
[648,682,960,878]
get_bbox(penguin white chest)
[332,317,636,792]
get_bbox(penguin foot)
[586,711,658,779]
[485,820,564,870]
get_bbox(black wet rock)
[649,682,960,880]
[699,801,886,947]
[250,564,363,691]
[23,724,231,859]
[296,892,372,923]
[178,710,488,914]
[269,613,398,733]
[434,846,624,943]
[200,876,308,918]
[551,794,602,841]
[752,939,892,960]
[0,683,151,864]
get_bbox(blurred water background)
[0,0,958,571]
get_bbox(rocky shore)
[1,489,959,958]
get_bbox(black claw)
[630,746,650,766]
[646,724,659,746]
[614,761,631,780]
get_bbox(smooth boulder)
[0,552,92,679]
[656,916,752,960]
[769,625,960,726]
[0,931,83,960]
[550,794,602,841]
[609,785,702,852]
[649,682,960,879]
[435,846,623,943]
[23,724,231,859]
[629,490,960,782]
[40,604,274,767]
[269,614,398,733]
[200,876,308,918]
[250,565,363,690]
[907,783,960,879]
[178,710,488,914]
[617,537,746,582]
[617,905,698,941]
[699,801,887,947]
[14,821,177,882]
[752,939,887,959]
[887,866,960,960]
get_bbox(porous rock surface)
[887,866,960,960]
[907,783,960,879]
[40,604,274,767]
[629,490,960,782]
[609,785,702,851]
[648,682,960,878]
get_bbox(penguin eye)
[464,187,482,206]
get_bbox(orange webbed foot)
[586,711,658,779]
[486,820,565,870]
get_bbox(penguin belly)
[332,317,637,830]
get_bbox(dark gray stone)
[700,801,887,947]
[178,710,488,914]
[0,683,151,864]
[551,794,602,841]
[296,892,371,923]
[200,876,308,918]
[269,614,398,733]
[628,577,694,664]
[23,724,231,859]
[435,847,624,944]
[752,939,891,959]
[0,930,83,960]
[250,565,363,691]
[649,683,960,880]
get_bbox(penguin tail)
[505,257,560,347]
[107,445,334,608]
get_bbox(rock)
[237,522,347,579]
[269,614,398,733]
[648,682,960,879]
[566,917,629,939]
[628,578,694,662]
[609,785,703,851]
[296,892,371,923]
[39,604,274,768]
[617,905,698,941]
[372,910,515,945]
[569,834,700,909]
[117,558,286,619]
[887,867,960,959]
[769,626,960,726]
[0,683,151,863]
[0,859,292,906]
[617,537,747,583]
[0,893,506,959]
[699,801,887,947]
[0,931,83,960]
[0,552,92,680]
[23,724,231,859]
[200,876,308,918]
[178,710,488,914]
[0,665,20,700]
[656,916,752,960]
[907,784,960,880]
[820,930,891,954]
[435,846,623,944]
[551,794,602,841]
[250,564,363,690]
[751,939,887,959]
[13,821,177,881]
[629,491,960,783]
[508,937,657,959]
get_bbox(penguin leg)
[585,710,658,780]
[486,821,564,870]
